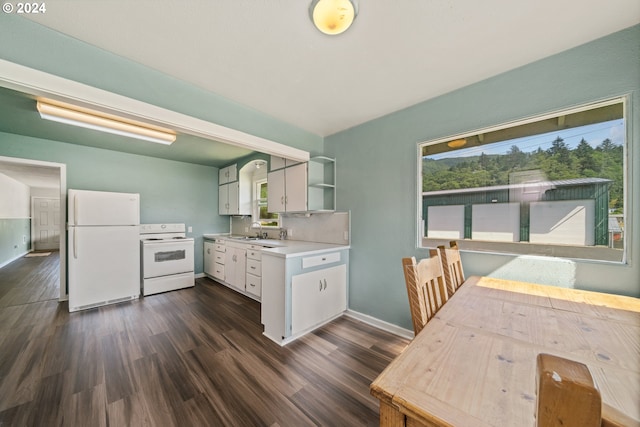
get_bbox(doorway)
[0,156,66,301]
[32,197,61,251]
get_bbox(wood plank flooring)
[0,256,409,426]
[0,251,59,308]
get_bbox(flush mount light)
[447,138,467,149]
[36,100,176,145]
[309,0,357,35]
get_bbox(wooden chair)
[402,256,448,336]
[536,353,640,427]
[430,241,465,298]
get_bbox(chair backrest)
[435,241,465,297]
[402,256,448,336]
[536,353,640,427]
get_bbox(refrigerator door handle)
[73,228,78,259]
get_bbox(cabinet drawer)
[301,252,340,269]
[247,258,262,276]
[214,252,225,264]
[247,249,261,261]
[214,243,226,253]
[212,263,225,281]
[246,273,261,297]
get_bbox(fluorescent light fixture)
[36,100,176,145]
[309,0,357,35]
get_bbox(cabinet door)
[219,164,238,184]
[218,183,229,215]
[227,181,239,215]
[270,155,286,171]
[227,164,237,182]
[225,247,246,290]
[320,264,347,318]
[285,163,307,212]
[203,241,216,275]
[291,264,346,335]
[267,169,286,213]
[219,182,239,215]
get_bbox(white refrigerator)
[68,189,140,312]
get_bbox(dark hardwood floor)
[0,255,409,426]
[0,251,59,308]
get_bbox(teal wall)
[0,218,30,267]
[0,131,228,274]
[0,15,324,154]
[325,25,640,329]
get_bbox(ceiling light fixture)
[36,100,176,145]
[447,138,467,149]
[309,0,357,35]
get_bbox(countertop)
[203,234,349,258]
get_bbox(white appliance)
[140,223,194,296]
[67,189,140,312]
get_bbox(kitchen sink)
[229,235,261,240]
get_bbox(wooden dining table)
[370,276,640,427]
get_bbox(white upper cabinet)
[219,181,240,215]
[219,164,237,184]
[270,156,301,171]
[267,162,307,213]
[219,163,252,216]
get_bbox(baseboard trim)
[0,251,29,270]
[195,272,205,279]
[344,309,414,340]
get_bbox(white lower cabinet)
[224,246,246,291]
[203,241,216,276]
[245,246,262,298]
[291,264,346,335]
[262,249,349,346]
[204,239,262,301]
[204,240,225,281]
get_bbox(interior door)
[33,197,60,251]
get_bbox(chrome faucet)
[251,221,265,239]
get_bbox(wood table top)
[370,276,640,427]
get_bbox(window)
[254,179,279,227]
[418,97,627,263]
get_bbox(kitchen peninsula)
[203,234,350,345]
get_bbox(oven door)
[142,240,194,279]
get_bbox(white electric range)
[140,223,194,296]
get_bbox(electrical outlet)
[23,235,27,243]
[188,226,192,233]
[343,231,349,241]
[288,228,293,237]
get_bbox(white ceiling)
[22,0,640,137]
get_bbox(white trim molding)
[345,309,414,340]
[0,59,310,163]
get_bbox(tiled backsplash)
[230,211,350,245]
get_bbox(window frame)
[416,96,631,265]
[253,178,280,228]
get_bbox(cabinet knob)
[207,249,210,254]
[323,279,327,290]
[319,280,323,291]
